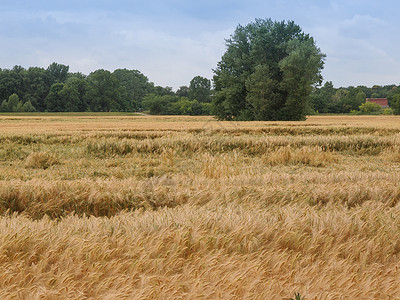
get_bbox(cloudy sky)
[0,0,399,90]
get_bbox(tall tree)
[152,85,175,97]
[113,69,152,111]
[60,77,87,112]
[392,94,400,115]
[47,63,69,85]
[310,81,335,113]
[213,18,325,121]
[45,83,65,112]
[0,66,25,103]
[188,76,211,103]
[86,70,120,112]
[176,86,190,98]
[24,67,49,111]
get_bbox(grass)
[0,114,400,298]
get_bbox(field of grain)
[1,114,400,299]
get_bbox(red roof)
[366,98,389,107]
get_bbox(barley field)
[1,114,400,299]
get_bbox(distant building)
[366,98,389,108]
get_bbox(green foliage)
[0,64,155,113]
[47,63,69,85]
[188,76,211,103]
[0,93,36,112]
[383,108,394,115]
[309,81,335,113]
[1,59,398,117]
[113,69,152,111]
[142,94,178,115]
[311,84,398,114]
[24,67,50,111]
[176,86,189,98]
[392,94,400,115]
[200,102,212,115]
[45,83,65,112]
[152,85,175,97]
[22,100,36,112]
[8,93,20,111]
[359,101,382,113]
[0,100,8,112]
[291,292,305,300]
[172,98,207,115]
[213,18,325,121]
[0,64,209,114]
[0,66,24,103]
[86,70,121,112]
[142,95,211,115]
[349,109,360,115]
[60,77,88,112]
[355,91,367,108]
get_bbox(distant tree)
[0,63,195,113]
[148,85,175,97]
[7,93,20,112]
[176,86,190,98]
[171,97,193,115]
[60,77,87,112]
[45,83,65,112]
[67,72,86,80]
[47,63,69,85]
[0,100,8,112]
[22,100,36,112]
[310,81,335,113]
[188,76,211,103]
[213,18,325,120]
[142,94,179,115]
[171,97,205,115]
[0,93,35,112]
[24,67,50,111]
[340,87,365,112]
[355,91,366,107]
[113,69,152,111]
[86,70,120,112]
[0,66,25,103]
[392,94,400,115]
[328,89,347,113]
[357,85,372,98]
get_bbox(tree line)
[310,82,400,115]
[0,63,212,115]
[2,62,399,116]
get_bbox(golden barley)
[0,114,400,298]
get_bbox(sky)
[0,0,399,90]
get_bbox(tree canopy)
[212,18,325,121]
[189,76,211,103]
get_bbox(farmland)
[1,114,400,299]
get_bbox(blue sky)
[0,0,399,89]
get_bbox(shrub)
[359,101,382,114]
[349,109,361,115]
[383,108,394,115]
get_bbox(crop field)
[1,114,400,299]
